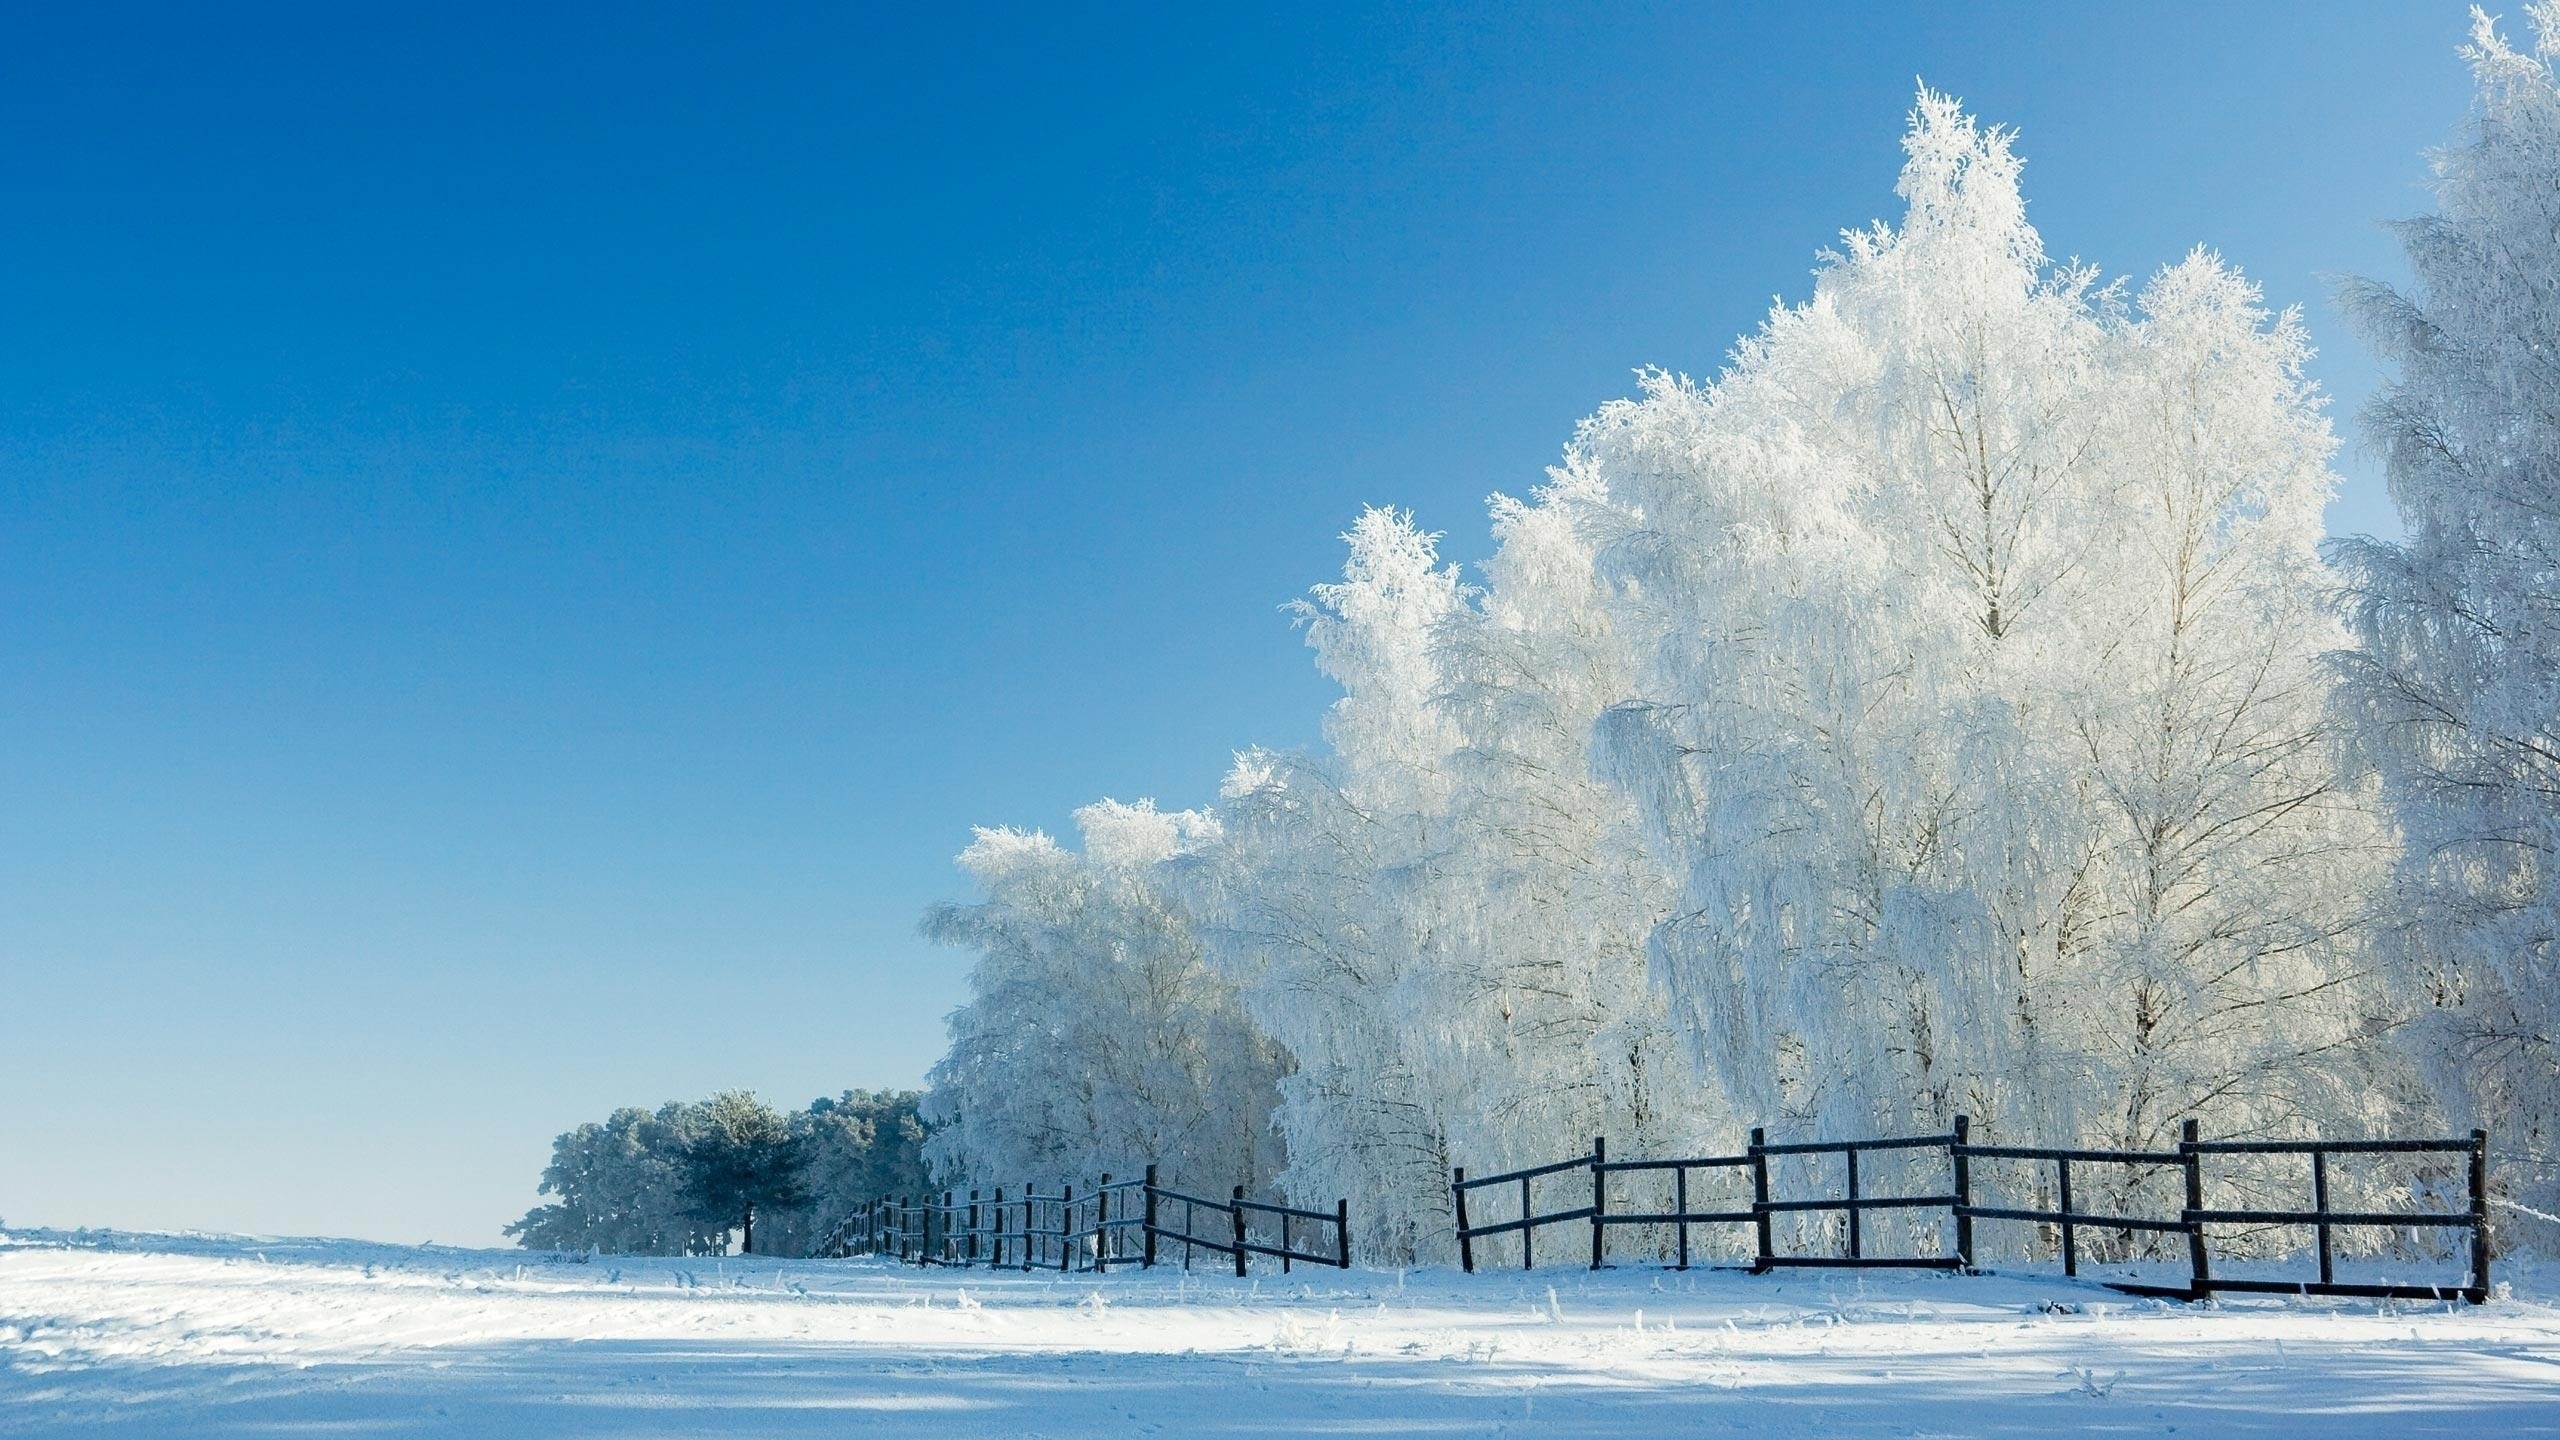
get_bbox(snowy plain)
[4,1228,2556,1437]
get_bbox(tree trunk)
[742,1201,755,1255]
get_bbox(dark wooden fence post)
[1023,1185,1035,1272]
[1590,1135,1608,1270]
[1281,1210,1292,1275]
[1845,1146,1862,1260]
[968,1191,981,1267]
[1453,1168,1474,1274]
[1750,1127,1774,1273]
[1059,1184,1074,1273]
[1336,1198,1351,1269]
[1143,1165,1160,1269]
[2470,1127,2492,1302]
[1096,1175,1113,1274]
[2180,1119,2208,1300]
[1431,1120,2489,1301]
[1229,1185,1248,1278]
[2311,1151,2332,1287]
[1675,1164,1691,1271]
[992,1187,1006,1268]
[1950,1115,1972,1268]
[2056,1159,2076,1277]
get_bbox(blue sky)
[0,3,2483,1246]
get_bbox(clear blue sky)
[0,3,2480,1246]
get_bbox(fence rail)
[816,1165,1350,1278]
[2175,1122,2489,1302]
[810,1121,2492,1305]
[1452,1118,2495,1303]
[1949,1124,2194,1297]
[1747,1121,1965,1272]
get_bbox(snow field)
[4,1230,2556,1436]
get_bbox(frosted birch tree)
[921,800,1288,1194]
[1173,509,1476,1260]
[1580,92,2401,1170]
[1431,482,1730,1169]
[2334,5,2560,1244]
[1178,505,1727,1260]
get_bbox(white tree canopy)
[923,83,2434,1261]
[921,801,1288,1196]
[2334,4,2560,1245]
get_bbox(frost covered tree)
[1172,510,1477,1260]
[507,1102,727,1256]
[2334,5,2560,1244]
[754,1090,930,1256]
[925,85,2417,1262]
[1431,489,1731,1184]
[510,1090,928,1257]
[1178,506,1723,1261]
[1581,93,2404,1168]
[921,799,1288,1193]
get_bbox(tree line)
[508,1089,927,1256]
[919,13,2560,1264]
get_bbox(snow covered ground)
[4,1228,2556,1437]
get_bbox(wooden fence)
[813,1164,1350,1277]
[1454,1118,2493,1303]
